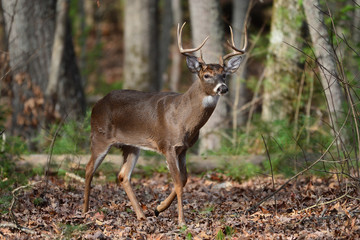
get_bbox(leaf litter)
[1,172,359,239]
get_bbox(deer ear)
[186,56,201,73]
[224,55,245,73]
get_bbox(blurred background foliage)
[0,0,359,184]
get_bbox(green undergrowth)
[220,161,261,182]
[206,117,344,179]
[0,158,44,214]
[37,110,92,155]
[59,223,88,239]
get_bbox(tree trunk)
[2,0,85,147]
[158,0,172,90]
[230,0,250,128]
[0,0,6,51]
[169,0,182,92]
[352,0,360,44]
[189,0,226,153]
[303,0,346,138]
[0,0,8,100]
[123,0,159,92]
[261,0,303,122]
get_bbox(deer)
[83,22,247,225]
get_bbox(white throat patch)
[202,95,219,108]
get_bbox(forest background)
[0,0,360,238]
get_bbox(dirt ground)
[1,171,359,239]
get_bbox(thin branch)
[246,118,347,213]
[0,222,36,235]
[44,113,69,191]
[9,181,42,226]
[261,135,277,213]
[299,187,348,213]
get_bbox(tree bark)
[303,0,346,137]
[0,0,6,51]
[230,0,250,128]
[352,0,360,44]
[123,0,159,92]
[261,0,303,122]
[169,0,182,92]
[2,0,85,147]
[158,0,172,90]
[189,0,226,153]
[0,0,9,100]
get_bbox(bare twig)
[0,222,36,234]
[261,135,277,213]
[293,70,306,138]
[305,70,314,145]
[245,70,265,142]
[246,119,346,213]
[65,172,85,183]
[44,113,69,191]
[9,181,42,226]
[299,188,348,213]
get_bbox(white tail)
[83,22,247,225]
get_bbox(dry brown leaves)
[1,173,359,239]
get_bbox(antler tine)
[222,23,248,62]
[177,22,209,56]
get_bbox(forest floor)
[1,171,360,239]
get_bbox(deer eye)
[222,74,226,79]
[204,74,210,79]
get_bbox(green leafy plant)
[200,203,215,215]
[224,225,235,236]
[186,232,193,240]
[216,229,225,240]
[0,195,12,214]
[59,223,88,239]
[33,197,45,207]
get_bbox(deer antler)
[177,22,209,59]
[220,23,248,66]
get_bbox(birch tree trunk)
[189,0,226,153]
[303,0,346,138]
[2,0,85,147]
[123,0,159,92]
[261,0,303,122]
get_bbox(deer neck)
[178,79,219,131]
[184,79,219,108]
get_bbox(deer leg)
[118,146,146,220]
[154,150,187,217]
[154,190,176,216]
[84,143,111,213]
[155,150,187,225]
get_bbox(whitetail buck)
[83,22,247,225]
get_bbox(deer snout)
[214,83,228,95]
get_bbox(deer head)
[177,22,247,97]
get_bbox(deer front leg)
[118,146,146,220]
[156,149,187,225]
[84,143,110,213]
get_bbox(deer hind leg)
[84,142,111,213]
[155,150,187,225]
[118,145,146,220]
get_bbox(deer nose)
[215,83,228,95]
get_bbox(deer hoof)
[154,208,160,217]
